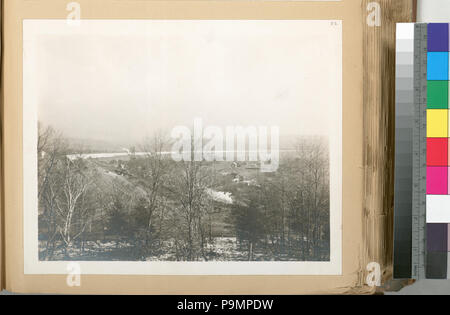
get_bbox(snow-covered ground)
[206,189,233,205]
[39,237,321,262]
[40,237,254,262]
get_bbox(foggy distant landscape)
[38,125,330,262]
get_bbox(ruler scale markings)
[412,24,419,279]
[412,24,427,280]
[419,24,427,281]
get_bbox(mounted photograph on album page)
[1,0,416,295]
[23,19,342,276]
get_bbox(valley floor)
[39,237,329,262]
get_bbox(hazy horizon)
[30,20,341,143]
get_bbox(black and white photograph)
[23,20,342,275]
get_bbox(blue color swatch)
[427,52,449,81]
[428,23,449,52]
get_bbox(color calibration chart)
[394,23,450,280]
[425,23,450,280]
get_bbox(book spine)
[361,0,416,291]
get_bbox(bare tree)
[287,138,330,260]
[38,123,67,258]
[127,131,170,256]
[53,158,92,255]
[38,123,66,203]
[169,137,214,261]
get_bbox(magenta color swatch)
[427,167,448,195]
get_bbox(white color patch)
[427,195,450,223]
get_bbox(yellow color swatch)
[427,109,448,138]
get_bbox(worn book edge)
[361,0,416,293]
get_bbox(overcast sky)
[25,20,341,144]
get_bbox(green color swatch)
[428,81,449,109]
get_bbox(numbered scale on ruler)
[412,24,427,280]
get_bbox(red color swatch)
[427,138,448,166]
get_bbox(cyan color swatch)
[427,52,449,80]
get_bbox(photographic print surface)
[23,20,342,275]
